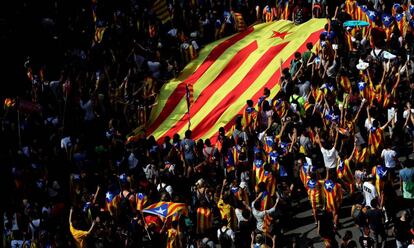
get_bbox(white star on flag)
[325,180,334,190]
[155,207,166,215]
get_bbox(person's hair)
[205,139,211,147]
[293,87,300,95]
[253,200,261,211]
[264,87,270,96]
[294,52,301,59]
[343,230,353,241]
[173,133,180,143]
[219,127,225,135]
[171,220,179,228]
[370,198,378,208]
[148,135,156,145]
[262,100,270,112]
[306,42,313,50]
[242,209,250,219]
[221,218,228,227]
[247,99,254,107]
[185,130,192,139]
[257,182,266,192]
[222,193,231,204]
[282,68,290,77]
[383,137,391,149]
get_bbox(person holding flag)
[337,139,357,195]
[323,172,343,228]
[165,220,183,248]
[253,152,266,192]
[251,191,280,233]
[69,207,96,248]
[371,162,389,208]
[242,99,257,133]
[306,171,324,225]
[366,106,393,155]
[217,179,236,229]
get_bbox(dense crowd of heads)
[4,0,414,248]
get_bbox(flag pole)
[140,211,152,240]
[186,84,192,130]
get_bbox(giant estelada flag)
[147,19,326,142]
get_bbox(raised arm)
[220,179,227,198]
[347,138,357,161]
[253,192,263,203]
[288,130,297,153]
[333,128,339,149]
[69,207,73,226]
[87,220,96,234]
[353,100,365,123]
[92,185,100,204]
[366,106,371,125]
[380,115,394,130]
[315,132,323,149]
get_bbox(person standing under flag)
[242,100,257,133]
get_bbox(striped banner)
[152,0,171,24]
[147,19,326,143]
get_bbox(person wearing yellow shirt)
[165,220,183,248]
[217,179,236,229]
[69,207,96,248]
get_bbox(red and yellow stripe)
[147,20,326,143]
[196,207,212,234]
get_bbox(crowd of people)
[3,0,414,247]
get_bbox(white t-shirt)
[251,200,276,232]
[320,147,338,169]
[364,118,375,131]
[403,109,414,119]
[235,208,247,225]
[381,149,397,169]
[362,181,377,208]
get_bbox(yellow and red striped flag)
[152,0,171,24]
[147,19,326,143]
[143,201,188,220]
[196,207,213,234]
[136,192,148,211]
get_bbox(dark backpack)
[219,227,232,247]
